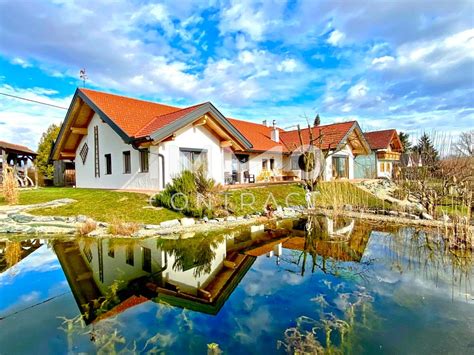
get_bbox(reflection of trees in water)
[0,239,43,274]
[157,233,224,278]
[280,215,373,279]
[278,281,374,354]
[383,227,473,298]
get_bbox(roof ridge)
[134,102,207,137]
[79,88,181,110]
[365,128,396,134]
[281,120,356,134]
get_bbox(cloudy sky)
[0,0,472,149]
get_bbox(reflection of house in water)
[281,217,371,262]
[0,239,43,273]
[54,216,371,322]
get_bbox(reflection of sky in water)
[1,226,474,354]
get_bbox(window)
[139,149,149,173]
[142,247,152,273]
[126,245,134,266]
[105,154,112,175]
[385,162,390,172]
[79,143,89,164]
[180,148,207,172]
[270,158,275,170]
[108,245,115,258]
[83,246,93,263]
[332,156,349,178]
[123,151,131,174]
[262,159,268,170]
[380,162,385,172]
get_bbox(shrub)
[154,168,223,218]
[2,167,19,205]
[77,219,97,236]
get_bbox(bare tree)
[453,130,474,157]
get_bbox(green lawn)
[0,188,183,224]
[224,184,306,216]
[0,182,387,223]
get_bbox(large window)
[142,247,152,272]
[126,245,134,266]
[105,154,112,175]
[123,151,131,174]
[139,149,149,173]
[332,156,349,179]
[180,148,207,172]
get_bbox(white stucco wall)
[75,114,226,190]
[157,124,225,187]
[324,145,355,180]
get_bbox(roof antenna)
[79,69,88,88]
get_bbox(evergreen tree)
[398,131,412,152]
[36,123,61,180]
[415,132,439,166]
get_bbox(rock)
[236,216,245,221]
[441,214,450,223]
[180,218,195,227]
[144,224,160,230]
[388,210,399,216]
[9,214,34,223]
[76,215,88,223]
[250,224,264,233]
[421,212,434,220]
[53,216,67,222]
[97,222,109,228]
[407,214,420,220]
[216,218,225,223]
[180,232,196,239]
[32,216,50,222]
[343,204,353,211]
[202,216,209,222]
[226,216,237,222]
[88,229,104,237]
[207,219,219,224]
[160,219,181,228]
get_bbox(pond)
[1,216,473,354]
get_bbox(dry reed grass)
[107,217,140,236]
[77,219,97,236]
[2,167,19,205]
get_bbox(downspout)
[158,154,165,189]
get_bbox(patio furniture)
[243,171,255,183]
[224,172,234,185]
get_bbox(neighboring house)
[51,88,372,190]
[0,140,37,187]
[354,129,403,179]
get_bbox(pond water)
[1,216,473,354]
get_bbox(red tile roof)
[279,121,357,150]
[80,88,182,138]
[364,129,399,150]
[135,103,207,137]
[227,118,284,151]
[0,141,37,155]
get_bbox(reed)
[2,167,19,205]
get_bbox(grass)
[0,187,183,224]
[315,181,390,211]
[0,182,388,223]
[224,183,306,216]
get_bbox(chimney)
[262,120,267,127]
[271,121,279,142]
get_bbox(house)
[0,140,37,187]
[51,88,372,190]
[354,129,403,179]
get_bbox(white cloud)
[277,59,298,73]
[347,81,369,100]
[327,30,345,46]
[372,55,395,68]
[11,57,31,68]
[0,85,70,149]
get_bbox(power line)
[0,91,68,110]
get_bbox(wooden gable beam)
[71,127,88,135]
[60,151,76,158]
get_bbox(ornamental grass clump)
[154,168,224,218]
[77,219,97,236]
[108,217,140,236]
[2,166,19,205]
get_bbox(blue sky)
[0,0,472,149]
